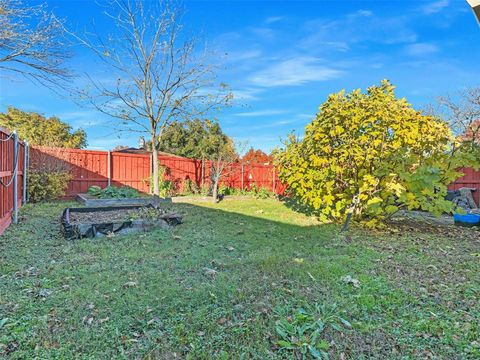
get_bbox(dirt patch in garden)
[68,206,181,225]
[69,208,139,224]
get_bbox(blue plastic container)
[453,213,480,227]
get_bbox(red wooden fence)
[30,147,286,198]
[0,127,26,235]
[29,147,151,197]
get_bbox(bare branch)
[0,0,72,87]
[436,86,480,145]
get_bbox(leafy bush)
[158,180,174,197]
[275,80,477,228]
[149,165,175,197]
[200,183,210,196]
[219,184,236,195]
[88,185,142,199]
[28,147,73,202]
[28,171,72,202]
[275,303,351,359]
[256,187,273,199]
[181,178,200,195]
[87,185,102,197]
[216,184,275,198]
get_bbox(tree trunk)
[341,192,359,232]
[341,212,353,232]
[212,176,219,203]
[152,135,159,196]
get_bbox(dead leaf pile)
[341,275,361,288]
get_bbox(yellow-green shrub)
[275,80,477,228]
[28,171,72,202]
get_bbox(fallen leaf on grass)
[38,289,52,298]
[147,316,160,326]
[293,258,304,264]
[217,317,228,325]
[341,275,360,288]
[203,268,218,277]
[83,316,94,326]
[259,307,269,315]
[339,317,352,329]
[210,259,224,269]
[0,318,9,329]
[123,281,138,288]
[226,246,235,251]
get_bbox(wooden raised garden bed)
[61,205,182,240]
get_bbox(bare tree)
[0,0,71,87]
[436,87,480,146]
[209,140,244,203]
[72,0,231,195]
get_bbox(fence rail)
[0,127,27,235]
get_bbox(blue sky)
[0,0,479,152]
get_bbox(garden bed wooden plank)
[76,193,172,207]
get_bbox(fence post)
[201,158,205,188]
[22,141,28,203]
[241,164,244,190]
[272,167,276,193]
[149,152,153,194]
[107,150,111,187]
[12,131,18,224]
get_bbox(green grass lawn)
[1,199,479,359]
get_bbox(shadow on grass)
[1,199,478,359]
[0,200,351,358]
[278,194,319,218]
